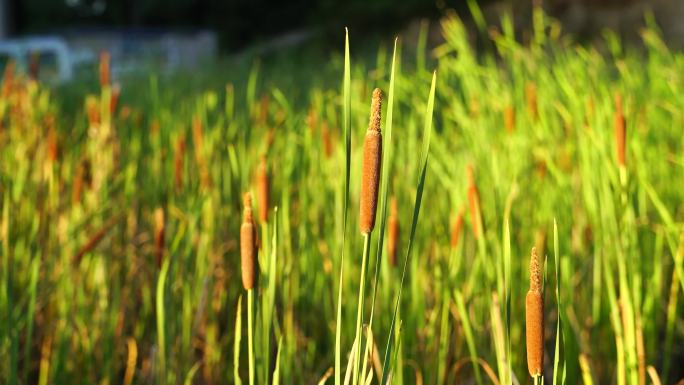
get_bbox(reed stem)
[353,232,371,385]
[248,289,255,385]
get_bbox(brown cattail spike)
[359,88,383,234]
[526,82,538,121]
[614,91,626,167]
[110,83,121,115]
[154,208,165,268]
[450,207,465,249]
[387,197,399,267]
[257,156,269,223]
[174,136,186,191]
[240,193,258,290]
[321,121,333,158]
[99,51,110,88]
[526,247,544,377]
[466,165,481,239]
[504,105,515,134]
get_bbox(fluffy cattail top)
[240,193,258,290]
[526,247,544,378]
[154,208,165,268]
[387,197,399,267]
[257,156,269,223]
[614,91,626,167]
[99,51,110,88]
[359,88,383,234]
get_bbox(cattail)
[526,247,544,378]
[614,91,626,167]
[154,208,165,268]
[466,165,481,239]
[256,156,270,223]
[504,105,515,134]
[359,88,383,234]
[72,161,84,205]
[73,216,119,265]
[150,119,160,135]
[259,94,270,125]
[192,115,211,188]
[86,96,100,126]
[99,51,110,88]
[174,135,186,191]
[321,121,333,158]
[307,106,318,134]
[29,51,40,81]
[526,82,538,121]
[387,197,399,267]
[240,193,258,290]
[110,83,121,115]
[2,60,15,97]
[450,207,465,249]
[46,114,58,163]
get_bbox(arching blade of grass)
[454,290,482,385]
[23,257,40,385]
[380,70,436,385]
[335,27,352,385]
[273,337,283,385]
[156,257,171,385]
[4,192,17,385]
[552,220,566,385]
[183,362,201,385]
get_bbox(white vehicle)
[0,36,80,84]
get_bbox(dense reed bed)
[0,7,683,385]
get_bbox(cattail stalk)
[614,91,626,167]
[359,88,382,234]
[2,60,15,97]
[240,193,257,290]
[387,197,399,267]
[354,89,383,385]
[256,156,269,223]
[466,165,481,239]
[73,216,119,265]
[526,247,544,378]
[110,83,121,115]
[321,121,333,158]
[154,208,165,268]
[99,51,110,88]
[174,136,186,191]
[46,115,58,163]
[192,116,211,189]
[450,207,465,249]
[259,94,270,125]
[241,192,258,385]
[504,105,515,134]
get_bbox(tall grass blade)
[380,70,436,385]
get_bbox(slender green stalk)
[248,289,255,385]
[353,232,371,385]
[156,258,170,385]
